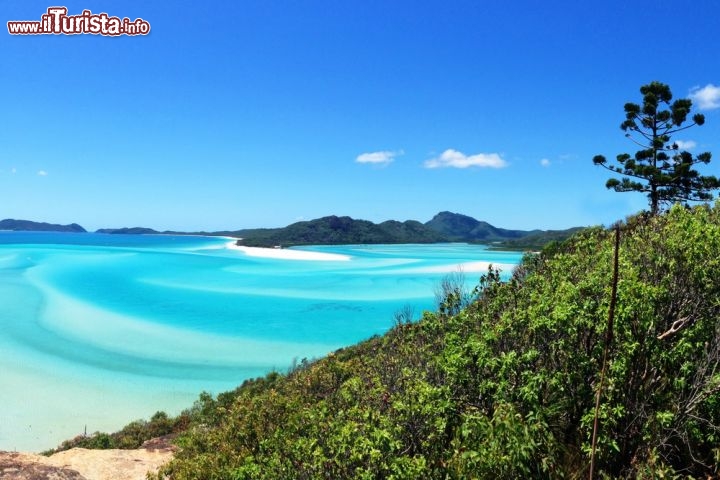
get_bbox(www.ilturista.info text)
[7,7,150,36]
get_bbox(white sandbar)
[226,242,351,261]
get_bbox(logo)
[8,7,151,36]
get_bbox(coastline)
[0,236,520,452]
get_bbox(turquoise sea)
[0,232,522,451]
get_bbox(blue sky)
[2,1,719,232]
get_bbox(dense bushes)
[44,410,178,453]
[83,204,720,478]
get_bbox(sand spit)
[227,242,351,261]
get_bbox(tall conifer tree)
[593,81,718,214]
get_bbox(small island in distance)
[0,219,87,233]
[0,212,583,251]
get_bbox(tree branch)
[666,122,699,135]
[657,316,690,340]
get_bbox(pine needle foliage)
[593,81,719,214]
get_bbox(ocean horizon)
[0,232,521,452]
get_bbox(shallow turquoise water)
[0,232,521,451]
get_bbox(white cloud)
[424,149,507,169]
[540,158,551,167]
[689,84,720,110]
[355,150,403,166]
[674,140,697,150]
[11,168,17,174]
[37,170,48,176]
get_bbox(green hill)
[96,227,161,235]
[235,215,447,247]
[236,212,580,249]
[0,219,86,233]
[54,204,720,479]
[424,210,532,241]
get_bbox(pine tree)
[593,81,718,214]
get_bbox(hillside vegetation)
[56,205,720,478]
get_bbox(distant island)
[0,213,584,250]
[235,212,584,250]
[0,219,86,233]
[0,220,235,238]
[96,227,161,235]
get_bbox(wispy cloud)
[37,170,48,176]
[424,149,507,169]
[540,158,551,167]
[355,150,403,166]
[11,167,17,174]
[674,140,697,150]
[689,84,720,110]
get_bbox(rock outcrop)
[0,437,175,480]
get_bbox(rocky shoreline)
[0,437,175,480]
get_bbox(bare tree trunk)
[589,225,621,479]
